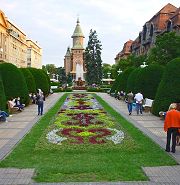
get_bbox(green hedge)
[87,87,103,92]
[20,68,36,94]
[28,68,49,96]
[134,65,164,99]
[126,68,142,94]
[52,88,73,93]
[152,58,180,116]
[0,63,29,104]
[119,67,135,92]
[0,75,6,110]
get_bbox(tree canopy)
[148,32,180,65]
[85,29,103,85]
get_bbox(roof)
[65,47,71,57]
[71,18,84,38]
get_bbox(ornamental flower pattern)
[47,94,124,145]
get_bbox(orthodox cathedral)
[64,18,86,82]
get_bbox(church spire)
[71,18,84,38]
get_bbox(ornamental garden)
[0,93,176,182]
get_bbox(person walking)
[164,103,180,153]
[134,92,144,115]
[36,92,45,115]
[126,91,134,115]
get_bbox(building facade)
[131,3,179,56]
[64,18,86,81]
[115,3,180,62]
[115,40,133,63]
[0,9,42,68]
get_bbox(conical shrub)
[152,58,180,116]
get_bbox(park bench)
[7,101,19,114]
[143,98,154,112]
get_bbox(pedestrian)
[164,103,180,153]
[36,92,45,115]
[126,91,134,115]
[134,92,144,115]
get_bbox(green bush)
[0,75,6,111]
[52,88,73,93]
[117,67,135,93]
[43,71,51,93]
[134,65,164,99]
[50,81,60,86]
[20,68,36,93]
[126,68,142,94]
[28,68,49,96]
[152,58,180,116]
[87,87,103,92]
[0,63,29,104]
[110,73,123,94]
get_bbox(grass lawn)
[0,93,177,182]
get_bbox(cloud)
[1,0,180,67]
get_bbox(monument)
[64,18,86,87]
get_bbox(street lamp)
[117,69,122,74]
[56,74,59,80]
[52,73,55,79]
[107,72,111,79]
[140,62,148,68]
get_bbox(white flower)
[46,129,67,145]
[106,128,124,144]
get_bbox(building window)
[167,20,172,32]
[143,25,147,40]
[149,23,154,37]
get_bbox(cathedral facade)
[64,18,86,81]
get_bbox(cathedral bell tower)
[71,18,85,80]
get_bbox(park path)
[0,92,180,185]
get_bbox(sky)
[1,0,179,67]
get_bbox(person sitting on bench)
[14,97,25,111]
[0,110,9,122]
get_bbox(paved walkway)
[0,92,180,185]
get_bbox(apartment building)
[0,9,42,68]
[115,3,180,63]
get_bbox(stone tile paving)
[0,92,180,185]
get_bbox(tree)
[57,67,67,85]
[152,58,180,116]
[85,29,103,85]
[20,68,36,93]
[42,64,57,79]
[148,32,180,65]
[0,63,29,104]
[28,68,49,96]
[0,75,6,111]
[102,63,112,78]
[134,65,164,99]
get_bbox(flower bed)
[47,93,124,145]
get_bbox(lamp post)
[56,74,59,81]
[117,69,122,75]
[107,72,111,85]
[52,73,55,79]
[140,62,148,68]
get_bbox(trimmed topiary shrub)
[134,65,164,99]
[0,75,6,111]
[118,67,135,93]
[28,68,49,96]
[43,70,51,93]
[126,68,142,94]
[0,63,29,104]
[152,58,180,116]
[110,73,123,94]
[20,68,36,94]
